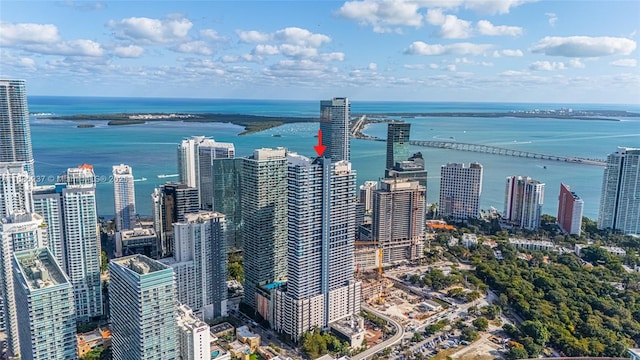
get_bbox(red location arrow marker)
[313,130,327,157]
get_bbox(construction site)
[357,248,448,330]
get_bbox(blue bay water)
[28,96,640,220]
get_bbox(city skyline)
[0,1,639,103]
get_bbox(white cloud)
[58,1,106,11]
[237,30,271,43]
[500,70,530,76]
[610,58,637,67]
[253,44,280,56]
[529,60,566,71]
[336,0,423,33]
[464,0,535,15]
[25,39,104,57]
[114,45,144,58]
[429,63,439,69]
[567,58,585,68]
[476,20,522,36]
[173,41,213,55]
[0,50,37,71]
[368,62,378,70]
[501,49,524,57]
[108,15,193,44]
[545,13,558,27]
[403,64,425,69]
[405,41,492,56]
[274,27,331,47]
[445,64,456,71]
[426,9,472,39]
[0,22,61,45]
[531,36,637,57]
[200,29,226,42]
[279,44,319,58]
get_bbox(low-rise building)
[236,325,260,352]
[461,233,478,247]
[177,304,210,360]
[210,322,234,339]
[329,315,366,348]
[228,340,251,360]
[509,238,556,251]
[77,327,112,358]
[210,342,231,360]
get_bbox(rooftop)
[113,254,169,275]
[236,326,259,339]
[120,227,156,238]
[14,248,69,290]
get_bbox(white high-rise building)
[439,163,483,220]
[112,164,136,231]
[33,185,66,267]
[0,162,33,219]
[373,179,425,264]
[598,147,640,234]
[359,181,377,213]
[0,79,34,176]
[273,154,361,340]
[162,211,227,320]
[109,255,177,360]
[60,165,103,320]
[320,97,350,162]
[504,176,545,231]
[0,212,47,356]
[177,304,210,360]
[13,247,77,360]
[178,136,234,208]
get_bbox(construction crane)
[376,247,385,305]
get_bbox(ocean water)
[28,96,640,220]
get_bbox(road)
[352,306,404,360]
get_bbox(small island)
[49,112,317,135]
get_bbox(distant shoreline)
[45,109,637,134]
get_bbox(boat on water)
[157,174,179,178]
[134,177,147,182]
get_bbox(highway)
[352,306,404,360]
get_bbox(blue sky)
[1,0,639,103]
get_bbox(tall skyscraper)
[373,179,426,264]
[558,183,584,236]
[273,154,361,340]
[152,183,199,257]
[0,212,47,356]
[386,122,411,171]
[320,97,350,161]
[211,158,243,252]
[359,181,377,213]
[163,211,227,320]
[0,163,33,220]
[60,165,103,320]
[13,248,77,360]
[521,180,545,231]
[0,79,34,176]
[198,140,235,211]
[109,255,177,360]
[439,162,483,220]
[598,147,640,234]
[178,136,211,189]
[241,148,288,310]
[112,164,136,231]
[504,176,545,231]
[33,185,66,268]
[177,304,211,360]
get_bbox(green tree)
[460,326,478,342]
[83,346,104,360]
[521,320,549,346]
[228,261,244,282]
[100,250,108,273]
[472,317,489,331]
[506,346,528,360]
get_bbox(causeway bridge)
[358,136,606,166]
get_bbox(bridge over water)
[359,136,606,166]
